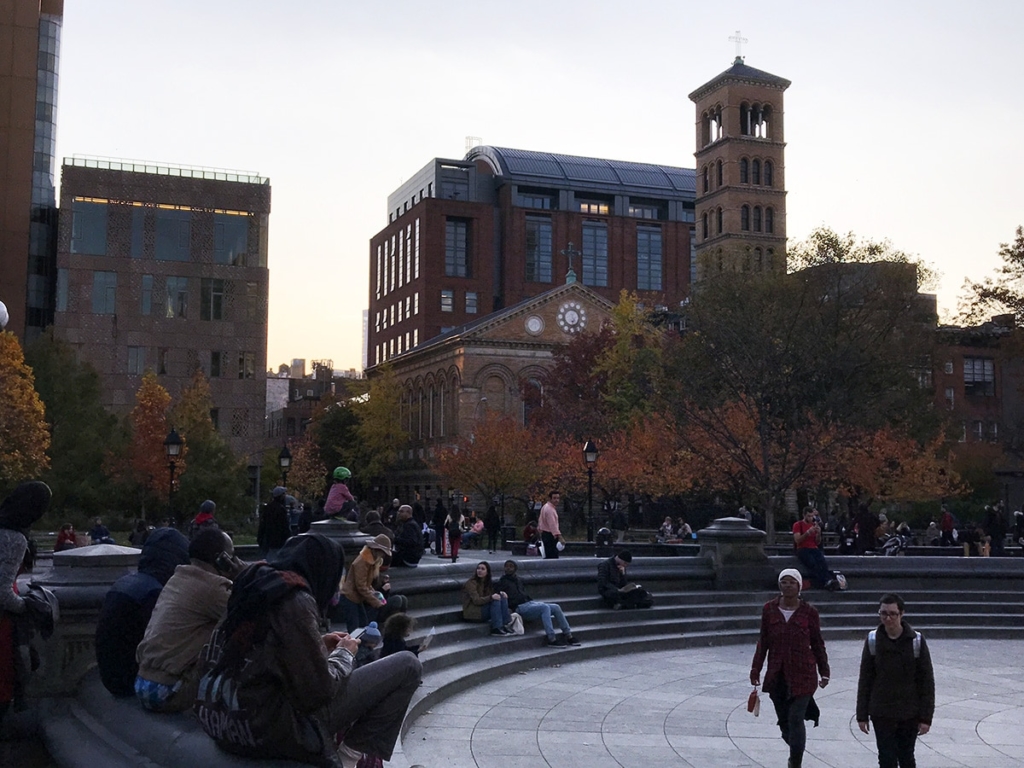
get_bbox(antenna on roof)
[729,30,748,63]
[465,136,482,152]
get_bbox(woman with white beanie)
[750,568,831,768]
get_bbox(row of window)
[376,219,420,300]
[125,347,256,381]
[400,379,457,441]
[440,289,478,314]
[699,102,775,146]
[375,293,420,333]
[60,269,260,322]
[701,158,775,193]
[374,329,420,366]
[700,206,776,239]
[703,247,777,274]
[518,188,676,222]
[70,200,252,265]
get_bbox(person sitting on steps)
[496,559,580,647]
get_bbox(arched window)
[439,379,447,437]
[428,385,436,438]
[716,159,723,187]
[754,247,763,270]
[741,205,750,231]
[752,159,761,185]
[740,158,749,184]
[740,103,751,136]
[753,206,762,232]
[702,213,708,240]
[764,160,773,187]
[766,248,775,270]
[716,207,723,234]
[702,165,709,193]
[765,207,774,234]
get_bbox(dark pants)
[487,527,500,551]
[337,595,378,633]
[541,531,559,559]
[433,525,445,555]
[450,534,461,562]
[872,717,918,768]
[324,651,422,761]
[768,685,812,766]
[940,530,955,547]
[796,547,831,588]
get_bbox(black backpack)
[448,518,462,537]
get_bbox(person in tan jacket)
[339,534,392,631]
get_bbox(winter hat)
[272,486,286,498]
[616,550,632,563]
[361,621,382,647]
[200,499,217,514]
[778,568,803,590]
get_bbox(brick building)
[52,157,271,459]
[0,0,62,340]
[367,148,698,369]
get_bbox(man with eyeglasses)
[856,593,935,768]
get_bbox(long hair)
[473,560,493,592]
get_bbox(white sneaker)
[337,741,364,768]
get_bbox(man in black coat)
[257,486,291,558]
[430,498,447,557]
[391,505,424,567]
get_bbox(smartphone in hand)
[349,627,366,640]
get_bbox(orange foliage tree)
[287,436,328,503]
[128,371,182,496]
[0,331,50,494]
[432,413,552,505]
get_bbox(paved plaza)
[398,638,1024,768]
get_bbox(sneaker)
[563,634,581,646]
[491,627,507,636]
[543,636,561,647]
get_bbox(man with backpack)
[856,593,935,768]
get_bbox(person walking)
[751,568,830,768]
[257,486,291,559]
[537,490,563,559]
[431,497,447,557]
[856,593,935,768]
[484,504,501,553]
[445,506,464,563]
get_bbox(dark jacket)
[751,597,830,699]
[495,573,531,612]
[597,556,626,603]
[257,497,291,553]
[392,519,423,566]
[95,528,190,696]
[856,620,935,724]
[431,500,447,530]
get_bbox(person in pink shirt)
[325,467,356,519]
[538,491,563,559]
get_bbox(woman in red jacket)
[750,568,831,768]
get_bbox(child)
[382,613,420,658]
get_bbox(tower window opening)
[716,207,723,235]
[765,207,774,234]
[753,206,762,232]
[740,158,749,184]
[716,160,723,187]
[764,160,774,187]
[741,205,750,231]
[752,159,761,186]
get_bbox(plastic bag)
[509,613,525,635]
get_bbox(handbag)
[509,613,525,635]
[747,684,760,716]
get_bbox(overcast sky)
[56,1,1024,371]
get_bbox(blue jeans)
[516,600,571,639]
[796,547,831,588]
[480,597,511,630]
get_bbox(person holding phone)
[793,506,835,590]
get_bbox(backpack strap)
[868,628,921,658]
[867,629,876,655]
[913,631,921,658]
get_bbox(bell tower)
[689,57,791,280]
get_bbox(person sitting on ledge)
[462,561,513,635]
[793,507,836,590]
[134,528,243,712]
[95,527,190,697]
[496,559,580,647]
[597,550,653,609]
[54,523,77,551]
[391,505,423,567]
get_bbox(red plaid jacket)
[751,597,830,698]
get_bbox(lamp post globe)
[163,428,183,518]
[278,444,292,487]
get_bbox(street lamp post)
[163,428,183,520]
[583,439,598,543]
[278,445,292,487]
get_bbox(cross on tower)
[729,30,748,61]
[561,242,580,284]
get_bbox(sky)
[55,1,1024,372]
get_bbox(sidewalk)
[400,638,1024,767]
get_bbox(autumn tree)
[169,370,246,522]
[127,371,178,499]
[25,330,120,516]
[433,413,551,507]
[286,436,328,503]
[0,331,50,495]
[960,225,1024,324]
[667,251,938,541]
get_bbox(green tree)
[25,330,120,516]
[169,370,246,523]
[354,364,409,492]
[0,331,50,495]
[961,225,1024,324]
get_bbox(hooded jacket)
[95,527,190,696]
[0,482,51,615]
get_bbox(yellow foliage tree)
[128,371,181,496]
[0,331,50,493]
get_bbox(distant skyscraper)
[0,0,63,341]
